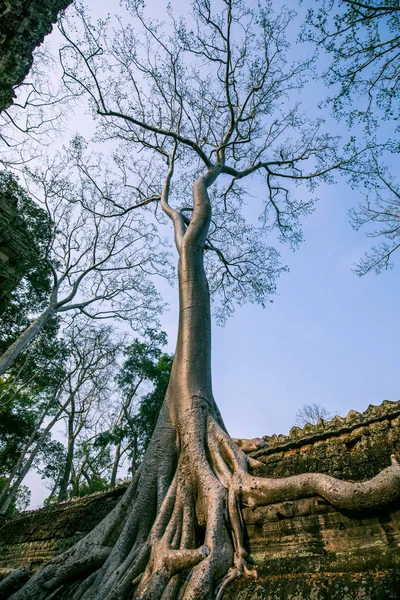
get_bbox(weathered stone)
[1,400,400,598]
[0,0,72,111]
[0,485,125,571]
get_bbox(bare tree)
[56,321,120,502]
[9,2,400,599]
[0,157,166,376]
[303,1,400,273]
[0,319,118,514]
[295,403,333,427]
[349,156,400,274]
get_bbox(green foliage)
[115,331,173,467]
[0,383,38,476]
[0,478,31,515]
[116,330,168,390]
[135,352,174,457]
[0,319,69,506]
[0,171,53,348]
[71,476,110,498]
[36,439,67,489]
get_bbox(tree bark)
[110,442,121,489]
[57,409,75,503]
[7,171,400,600]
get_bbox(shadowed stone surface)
[0,486,126,571]
[0,0,72,111]
[0,400,399,598]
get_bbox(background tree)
[295,403,333,426]
[303,0,400,273]
[0,324,69,516]
[348,154,400,274]
[134,351,174,462]
[0,155,166,376]
[69,439,112,499]
[112,332,173,479]
[0,171,52,334]
[55,321,120,503]
[303,0,400,125]
[8,1,400,599]
[0,478,31,519]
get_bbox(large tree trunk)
[7,172,400,600]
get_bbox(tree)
[0,318,68,516]
[295,403,333,426]
[113,332,173,479]
[348,153,400,274]
[0,478,31,518]
[55,321,120,502]
[0,342,69,516]
[0,319,120,514]
[134,351,174,462]
[89,333,173,489]
[69,440,112,499]
[303,0,400,125]
[303,1,400,273]
[0,156,165,376]
[0,171,53,336]
[8,2,400,599]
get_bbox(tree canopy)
[0,171,53,344]
[56,0,358,320]
[303,0,400,274]
[6,3,400,600]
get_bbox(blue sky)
[19,0,400,507]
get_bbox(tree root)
[7,415,400,600]
[0,568,30,599]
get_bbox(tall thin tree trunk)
[0,305,55,376]
[110,442,121,488]
[58,409,75,503]
[0,406,48,505]
[0,398,69,516]
[70,464,82,498]
[165,170,220,427]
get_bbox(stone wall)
[0,485,126,572]
[0,193,28,309]
[0,0,72,111]
[226,399,400,599]
[252,399,400,482]
[0,399,399,599]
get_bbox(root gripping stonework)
[1,169,400,600]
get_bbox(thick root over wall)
[4,405,400,600]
